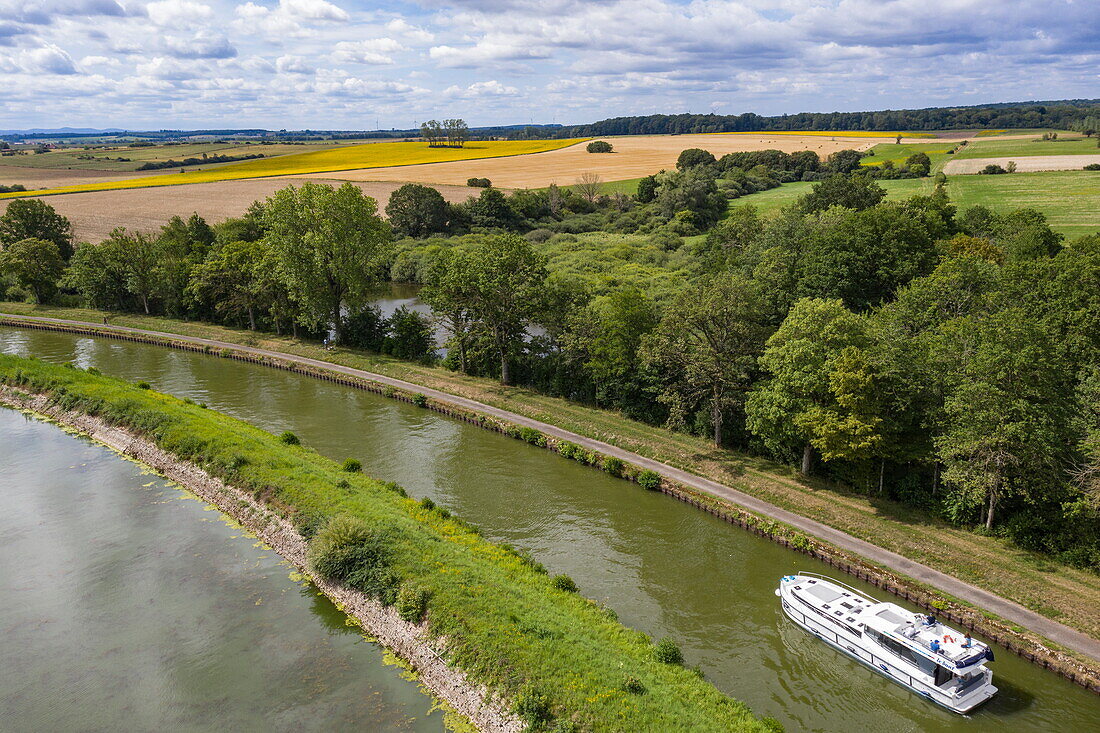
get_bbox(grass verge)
[0,353,774,732]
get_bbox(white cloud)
[275,54,313,73]
[444,79,520,98]
[146,0,214,27]
[332,38,402,64]
[20,43,78,74]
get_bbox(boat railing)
[794,571,879,605]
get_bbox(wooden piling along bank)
[3,314,1098,695]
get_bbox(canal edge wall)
[3,313,1098,696]
[0,384,523,733]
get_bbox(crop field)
[860,142,953,168]
[943,154,1100,174]
[719,130,938,139]
[947,134,1098,160]
[304,132,892,189]
[0,178,477,243]
[731,170,1100,239]
[0,139,584,199]
[0,141,355,172]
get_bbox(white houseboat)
[776,573,997,713]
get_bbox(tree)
[699,205,763,270]
[642,275,770,447]
[186,239,268,329]
[155,213,215,317]
[676,148,716,170]
[654,167,726,228]
[565,287,657,408]
[0,199,74,259]
[386,184,449,237]
[435,234,547,385]
[798,173,885,213]
[573,172,603,203]
[383,306,436,362]
[467,187,519,229]
[586,140,613,153]
[635,174,658,203]
[421,248,477,373]
[0,237,64,303]
[936,309,1072,529]
[443,118,469,147]
[905,152,931,176]
[420,120,444,147]
[826,149,864,174]
[64,238,131,310]
[262,182,392,342]
[745,298,878,474]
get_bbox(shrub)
[296,511,327,540]
[654,638,683,665]
[1084,163,1100,171]
[86,367,101,376]
[556,441,579,460]
[396,583,431,623]
[637,470,662,491]
[519,427,547,447]
[466,177,492,188]
[279,431,300,445]
[513,685,553,730]
[136,380,151,390]
[980,163,1007,175]
[622,676,646,695]
[412,392,428,407]
[551,574,578,593]
[419,496,436,511]
[602,456,624,477]
[307,515,400,602]
[342,458,362,473]
[586,140,613,154]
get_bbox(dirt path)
[943,155,1100,174]
[5,311,1100,666]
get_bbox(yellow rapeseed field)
[1,139,586,199]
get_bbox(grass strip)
[0,353,774,732]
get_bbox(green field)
[860,142,952,168]
[731,171,1100,239]
[0,354,770,732]
[948,135,1098,160]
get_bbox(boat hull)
[777,583,997,714]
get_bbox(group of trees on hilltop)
[420,119,470,148]
[3,161,1099,571]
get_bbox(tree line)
[1,163,1098,571]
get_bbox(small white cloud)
[275,54,314,74]
[332,38,403,65]
[146,0,214,27]
[20,43,78,74]
[385,18,433,43]
[444,79,519,98]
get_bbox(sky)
[0,0,1097,130]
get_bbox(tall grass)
[0,354,771,732]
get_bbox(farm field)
[0,178,476,243]
[0,139,583,198]
[947,134,1097,160]
[732,170,1100,239]
[0,140,357,172]
[860,142,953,168]
[943,154,1100,174]
[305,132,897,189]
[0,165,162,190]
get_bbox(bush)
[513,685,553,730]
[586,140,613,154]
[550,574,578,593]
[413,392,428,407]
[342,458,362,473]
[980,163,1007,175]
[419,496,436,511]
[602,456,624,476]
[307,515,400,602]
[637,470,661,490]
[279,431,300,445]
[556,441,579,460]
[622,676,646,695]
[296,511,327,540]
[519,427,547,447]
[135,380,151,390]
[396,583,431,623]
[466,177,492,188]
[654,638,683,665]
[1084,163,1100,171]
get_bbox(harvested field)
[0,165,156,190]
[0,178,476,243]
[303,133,908,189]
[943,154,1100,174]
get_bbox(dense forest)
[556,100,1100,137]
[2,148,1098,572]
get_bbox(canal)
[2,325,1098,731]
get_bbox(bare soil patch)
[0,165,155,190]
[944,155,1100,174]
[304,133,897,188]
[0,178,476,243]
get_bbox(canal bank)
[1,311,1098,694]
[0,355,773,732]
[2,325,1098,731]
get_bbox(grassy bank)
[4,302,1100,656]
[0,353,772,732]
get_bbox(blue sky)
[1,0,1097,130]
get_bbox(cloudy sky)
[1,0,1097,130]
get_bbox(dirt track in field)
[303,133,913,188]
[943,154,1100,174]
[0,178,476,243]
